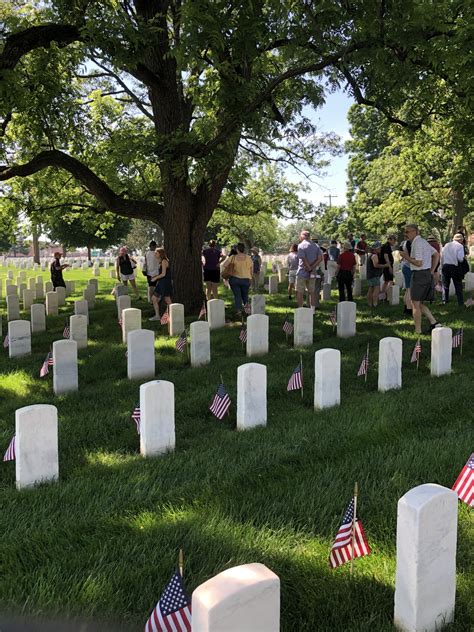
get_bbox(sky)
[287,89,354,209]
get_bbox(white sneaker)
[149,315,160,321]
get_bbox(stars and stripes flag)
[329,498,371,569]
[452,453,473,507]
[287,363,303,391]
[239,325,247,344]
[243,303,252,316]
[410,339,422,363]
[145,570,191,632]
[63,321,70,339]
[131,403,141,434]
[198,302,207,320]
[465,297,473,307]
[160,309,170,325]
[3,334,9,348]
[40,351,54,378]
[357,349,369,377]
[329,311,337,327]
[176,330,187,353]
[452,327,463,349]
[282,314,294,335]
[3,435,16,462]
[209,383,231,419]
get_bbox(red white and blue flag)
[160,309,170,325]
[176,331,187,353]
[452,327,463,349]
[3,435,16,462]
[329,311,337,327]
[282,314,294,336]
[131,404,141,434]
[329,498,371,569]
[209,383,231,419]
[145,570,191,632]
[3,335,9,349]
[410,339,421,363]
[63,321,70,339]
[239,325,247,344]
[452,453,473,507]
[40,351,54,378]
[243,303,252,316]
[287,363,302,391]
[357,350,369,376]
[198,303,207,320]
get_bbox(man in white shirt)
[144,240,160,302]
[441,233,465,305]
[399,224,440,334]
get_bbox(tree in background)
[125,219,164,254]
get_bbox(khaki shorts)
[296,276,316,293]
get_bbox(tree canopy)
[1,0,472,309]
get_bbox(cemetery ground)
[0,267,473,631]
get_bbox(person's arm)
[372,254,388,269]
[384,251,393,272]
[430,250,440,274]
[60,264,69,270]
[115,257,120,277]
[398,248,422,268]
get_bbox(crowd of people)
[52,224,470,335]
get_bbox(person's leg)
[337,275,345,302]
[411,300,423,333]
[129,278,140,298]
[367,285,373,306]
[372,285,380,307]
[229,277,242,311]
[452,268,464,305]
[441,265,450,303]
[205,282,212,301]
[241,278,250,308]
[420,302,436,324]
[346,273,353,301]
[296,277,304,307]
[150,293,161,318]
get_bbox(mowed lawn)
[0,266,473,631]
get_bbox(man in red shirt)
[336,241,357,301]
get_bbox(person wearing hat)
[115,246,141,298]
[367,241,389,307]
[50,251,69,289]
[250,247,262,291]
[335,241,357,302]
[440,233,466,305]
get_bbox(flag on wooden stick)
[160,309,170,325]
[176,331,187,353]
[40,351,54,378]
[282,314,294,336]
[243,303,252,316]
[329,498,371,569]
[410,339,421,363]
[3,435,16,462]
[357,348,369,377]
[239,325,247,344]
[452,453,473,507]
[329,311,337,327]
[287,362,303,391]
[198,302,207,320]
[209,383,231,419]
[452,327,463,349]
[3,335,9,349]
[63,320,70,339]
[145,570,191,632]
[131,403,141,434]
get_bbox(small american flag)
[118,318,122,329]
[465,297,473,307]
[282,314,294,335]
[63,321,70,338]
[329,498,371,569]
[410,339,421,363]
[287,363,303,391]
[239,325,247,344]
[209,383,231,419]
[160,309,170,325]
[452,327,463,349]
[329,311,337,327]
[40,351,54,378]
[223,279,230,289]
[3,334,9,348]
[243,303,252,315]
[198,303,207,320]
[452,453,473,507]
[263,283,269,291]
[145,570,191,632]
[131,403,141,434]
[176,330,187,353]
[357,349,369,376]
[3,435,16,462]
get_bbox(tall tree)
[1,1,471,309]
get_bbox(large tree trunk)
[452,188,465,231]
[31,224,40,263]
[87,245,92,261]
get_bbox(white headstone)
[353,278,362,297]
[322,283,332,301]
[45,281,53,293]
[30,303,46,333]
[69,315,88,349]
[6,284,18,297]
[115,283,129,298]
[237,362,266,430]
[7,295,20,321]
[293,307,313,347]
[8,320,31,358]
[45,291,58,316]
[83,287,95,309]
[139,380,175,456]
[35,282,44,299]
[169,303,185,336]
[268,275,278,294]
[28,277,35,292]
[55,286,66,306]
[387,284,400,305]
[464,271,474,292]
[190,321,211,367]
[431,327,452,377]
[207,299,225,330]
[74,299,89,324]
[117,295,131,321]
[395,271,405,289]
[336,301,356,338]
[109,270,116,279]
[192,563,280,632]
[127,329,155,380]
[246,314,269,357]
[64,281,72,297]
[251,294,266,315]
[278,267,287,283]
[378,337,402,392]
[22,288,34,311]
[15,404,59,490]
[121,307,141,344]
[53,340,78,395]
[394,483,458,632]
[314,348,340,410]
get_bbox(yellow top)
[227,254,253,280]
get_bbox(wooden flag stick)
[179,549,184,578]
[350,481,359,576]
[365,343,369,383]
[300,353,304,399]
[416,337,420,371]
[460,324,464,357]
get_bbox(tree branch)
[0,150,163,223]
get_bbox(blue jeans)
[229,276,250,311]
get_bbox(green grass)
[1,266,473,631]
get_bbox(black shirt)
[381,242,394,265]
